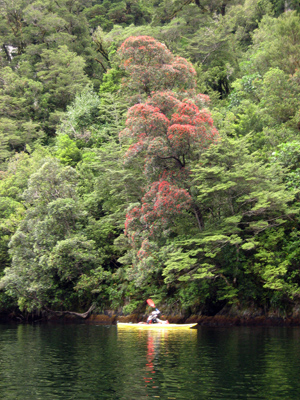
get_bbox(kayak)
[117,322,197,329]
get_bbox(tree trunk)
[194,204,204,231]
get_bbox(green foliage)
[122,300,142,315]
[57,85,101,147]
[97,92,129,139]
[36,45,90,111]
[161,135,298,304]
[57,85,128,148]
[84,0,151,31]
[178,281,206,311]
[0,66,45,167]
[248,11,300,76]
[223,13,300,157]
[246,223,300,301]
[271,141,300,190]
[0,159,95,311]
[259,68,300,126]
[0,148,51,276]
[48,235,99,282]
[99,68,123,94]
[84,4,114,31]
[270,0,300,15]
[55,134,82,166]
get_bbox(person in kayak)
[147,308,163,324]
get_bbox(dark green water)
[1,324,300,399]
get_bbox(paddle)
[146,298,155,308]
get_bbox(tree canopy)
[1,1,300,318]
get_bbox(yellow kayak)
[117,322,197,329]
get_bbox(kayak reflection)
[143,329,169,390]
[117,325,197,398]
[142,328,197,394]
[143,332,156,388]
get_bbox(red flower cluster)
[120,91,218,175]
[125,180,192,245]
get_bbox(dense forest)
[1,0,300,319]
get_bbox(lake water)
[1,323,300,399]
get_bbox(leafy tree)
[118,35,197,99]
[0,0,94,62]
[0,0,29,57]
[224,0,274,48]
[153,0,237,23]
[115,36,220,288]
[0,147,51,278]
[73,138,146,306]
[258,68,300,127]
[248,11,300,76]
[97,92,129,139]
[0,66,45,167]
[271,140,300,190]
[224,14,300,156]
[36,45,90,113]
[55,134,82,167]
[83,4,114,31]
[22,0,75,50]
[0,148,48,302]
[99,67,124,94]
[247,226,300,304]
[0,196,24,273]
[162,135,298,304]
[107,0,151,26]
[0,159,98,311]
[182,15,239,97]
[270,0,300,16]
[57,84,128,148]
[84,0,151,31]
[57,85,101,146]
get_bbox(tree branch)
[95,58,107,73]
[44,303,96,319]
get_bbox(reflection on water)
[116,328,198,399]
[0,324,300,399]
[144,331,156,388]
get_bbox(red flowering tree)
[118,36,196,96]
[120,91,218,180]
[117,37,219,278]
[120,90,219,262]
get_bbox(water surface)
[1,323,300,399]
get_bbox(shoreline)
[85,313,300,327]
[3,309,300,326]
